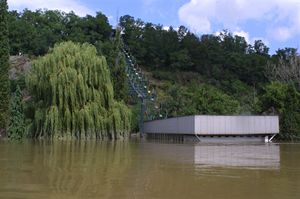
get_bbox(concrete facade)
[144,115,279,135]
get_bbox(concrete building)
[144,115,279,142]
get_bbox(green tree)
[98,28,128,101]
[26,42,131,139]
[162,84,195,117]
[189,84,240,115]
[8,85,25,139]
[7,10,112,56]
[169,49,193,70]
[161,83,240,117]
[0,0,10,136]
[260,82,300,139]
[266,54,300,90]
[254,40,269,56]
[274,47,297,61]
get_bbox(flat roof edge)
[144,115,279,123]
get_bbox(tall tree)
[0,0,10,137]
[7,10,112,56]
[98,28,129,101]
[260,82,300,139]
[8,85,25,140]
[26,42,131,139]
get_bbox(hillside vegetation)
[6,10,300,140]
[120,15,300,140]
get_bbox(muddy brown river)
[0,140,299,199]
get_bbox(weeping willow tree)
[26,42,131,139]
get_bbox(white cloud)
[214,30,269,46]
[162,26,169,31]
[271,27,293,42]
[8,0,92,16]
[233,30,250,43]
[178,0,300,42]
[234,31,270,46]
[162,26,179,31]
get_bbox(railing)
[122,47,159,135]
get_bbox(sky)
[7,0,300,54]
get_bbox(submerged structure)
[144,115,279,143]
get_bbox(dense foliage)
[26,42,131,139]
[260,82,300,140]
[0,0,10,136]
[157,83,240,117]
[120,15,300,139]
[7,9,112,56]
[8,85,25,139]
[4,8,300,140]
[120,15,270,86]
[98,29,129,101]
[7,9,128,104]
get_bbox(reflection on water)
[0,140,299,199]
[0,140,135,199]
[194,144,280,169]
[142,143,280,169]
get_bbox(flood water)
[0,140,299,199]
